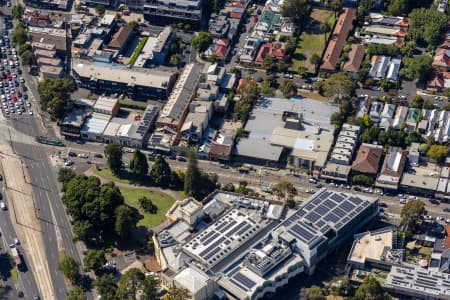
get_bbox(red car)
[7,74,12,81]
[17,91,22,97]
[12,95,17,102]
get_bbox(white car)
[29,111,33,115]
[64,160,74,166]
[0,202,6,210]
[78,153,89,158]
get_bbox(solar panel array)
[135,105,158,136]
[386,265,450,297]
[229,272,257,292]
[280,189,376,246]
[183,209,261,267]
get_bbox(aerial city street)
[0,0,450,299]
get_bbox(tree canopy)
[37,78,75,120]
[184,151,217,200]
[427,145,449,163]
[401,199,426,238]
[114,205,136,241]
[305,285,326,300]
[12,4,24,20]
[273,181,297,202]
[280,80,297,98]
[322,72,355,100]
[104,143,123,175]
[11,23,27,46]
[117,268,159,300]
[94,274,118,300]
[58,167,76,192]
[83,249,106,274]
[280,0,311,25]
[400,55,433,83]
[66,285,86,300]
[355,276,391,300]
[130,149,148,177]
[150,154,172,187]
[63,175,130,245]
[58,255,80,284]
[191,32,212,52]
[408,8,448,47]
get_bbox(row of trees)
[184,151,218,200]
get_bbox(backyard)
[291,9,336,73]
[120,187,175,228]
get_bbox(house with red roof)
[254,42,287,65]
[215,39,230,60]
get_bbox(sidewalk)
[84,168,184,201]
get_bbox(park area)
[120,187,175,228]
[291,9,336,73]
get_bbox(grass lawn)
[297,90,331,102]
[93,167,137,185]
[418,246,433,257]
[120,187,175,228]
[292,9,336,73]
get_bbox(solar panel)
[230,278,252,292]
[218,220,237,234]
[324,212,339,223]
[315,220,325,228]
[305,211,320,222]
[199,231,215,243]
[203,246,221,261]
[225,221,245,235]
[203,232,220,246]
[333,207,347,218]
[322,199,335,209]
[331,193,343,202]
[349,196,363,205]
[305,203,315,211]
[340,201,355,212]
[236,223,252,236]
[199,239,223,258]
[290,224,314,242]
[315,205,329,216]
[234,272,256,290]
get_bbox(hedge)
[128,37,148,66]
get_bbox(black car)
[94,153,103,158]
[17,69,21,75]
[68,151,77,157]
[23,94,28,100]
[444,208,450,213]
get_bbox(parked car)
[78,153,88,158]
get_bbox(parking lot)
[0,22,33,118]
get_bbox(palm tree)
[320,22,331,43]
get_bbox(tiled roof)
[343,44,366,73]
[109,26,133,49]
[351,144,383,176]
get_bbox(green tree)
[66,285,86,300]
[58,167,76,192]
[330,0,342,17]
[400,55,433,83]
[11,4,25,20]
[352,174,374,187]
[37,78,75,120]
[222,183,235,192]
[18,43,31,55]
[273,181,297,202]
[94,274,118,300]
[401,199,426,238]
[95,4,106,16]
[410,95,424,108]
[20,50,33,66]
[305,285,326,300]
[280,80,297,98]
[114,205,136,241]
[117,268,145,300]
[387,0,407,16]
[170,53,183,66]
[166,286,190,300]
[130,149,148,177]
[280,0,311,25]
[322,72,355,101]
[310,53,322,73]
[58,255,80,283]
[355,276,391,300]
[262,55,277,72]
[259,80,276,96]
[191,32,212,52]
[330,112,344,127]
[104,143,123,175]
[184,150,201,197]
[11,23,27,45]
[400,40,416,57]
[150,154,172,187]
[408,8,448,47]
[138,196,157,214]
[427,145,449,163]
[83,249,106,274]
[142,275,159,300]
[236,181,250,195]
[320,22,331,43]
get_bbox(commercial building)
[180,101,213,143]
[376,147,408,190]
[143,0,204,26]
[134,26,174,66]
[28,26,67,55]
[400,173,439,197]
[385,264,450,299]
[23,0,69,10]
[72,59,176,100]
[156,63,201,131]
[235,97,338,168]
[155,190,378,300]
[320,8,356,72]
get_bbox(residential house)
[368,55,390,80]
[134,26,174,66]
[320,8,357,72]
[369,101,383,124]
[433,48,450,70]
[254,42,287,65]
[205,38,231,61]
[376,146,408,190]
[406,108,420,131]
[393,106,408,129]
[380,103,396,129]
[343,44,366,78]
[408,142,420,167]
[351,144,384,178]
[108,26,133,54]
[143,0,204,26]
[386,58,401,82]
[180,101,214,143]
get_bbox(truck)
[10,245,21,266]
